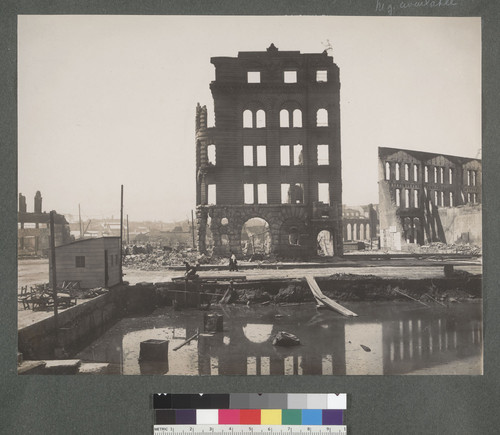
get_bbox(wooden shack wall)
[54,239,106,288]
[103,237,121,287]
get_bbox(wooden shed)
[50,237,121,288]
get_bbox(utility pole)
[49,211,59,351]
[79,204,83,239]
[191,210,196,249]
[120,185,124,284]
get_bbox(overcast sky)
[18,15,481,222]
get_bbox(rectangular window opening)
[244,184,254,204]
[247,71,260,83]
[280,145,290,166]
[293,144,303,166]
[317,145,329,165]
[316,70,328,82]
[207,184,216,205]
[318,183,330,205]
[281,184,290,204]
[256,145,267,166]
[75,256,85,268]
[284,71,297,83]
[243,145,254,166]
[257,184,268,204]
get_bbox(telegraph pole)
[127,214,130,244]
[120,185,124,284]
[191,210,196,249]
[49,211,59,350]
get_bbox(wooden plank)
[304,275,358,317]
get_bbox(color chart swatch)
[153,394,346,426]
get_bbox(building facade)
[378,147,482,250]
[342,204,379,242]
[195,44,343,258]
[18,191,72,256]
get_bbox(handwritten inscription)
[376,0,458,15]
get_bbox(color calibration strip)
[153,394,346,427]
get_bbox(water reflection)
[76,302,482,375]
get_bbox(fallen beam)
[304,275,358,317]
[173,329,200,351]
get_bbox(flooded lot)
[76,301,482,375]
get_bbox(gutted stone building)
[196,44,343,258]
[378,147,481,250]
[18,191,72,256]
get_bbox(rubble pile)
[416,242,481,255]
[122,249,226,270]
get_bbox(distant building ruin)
[195,44,343,258]
[378,147,482,250]
[18,191,72,256]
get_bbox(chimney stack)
[34,191,42,214]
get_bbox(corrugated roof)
[55,236,120,249]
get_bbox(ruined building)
[378,147,482,250]
[195,44,343,258]
[18,191,72,256]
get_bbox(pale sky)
[18,15,481,222]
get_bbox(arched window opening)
[413,164,418,181]
[360,224,365,240]
[395,163,400,181]
[414,189,419,208]
[366,223,371,239]
[404,164,410,181]
[405,189,410,208]
[449,168,453,184]
[316,108,328,127]
[346,223,352,241]
[243,110,253,128]
[207,144,216,165]
[385,162,391,180]
[317,230,334,256]
[395,188,401,207]
[256,109,266,128]
[424,166,429,183]
[353,223,358,240]
[288,227,300,245]
[241,217,271,255]
[292,109,302,127]
[449,192,453,207]
[280,109,290,128]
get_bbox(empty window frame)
[207,184,216,204]
[256,145,267,166]
[292,109,302,127]
[433,167,438,184]
[385,162,391,180]
[207,144,216,165]
[414,189,419,208]
[293,144,303,166]
[395,188,401,207]
[395,163,400,181]
[316,70,328,82]
[281,184,290,204]
[316,108,328,127]
[75,256,85,268]
[284,71,297,83]
[280,145,291,166]
[243,146,254,166]
[440,191,444,206]
[318,183,330,204]
[404,164,410,181]
[449,168,453,184]
[257,184,268,204]
[317,145,329,165]
[473,193,477,203]
[244,184,254,204]
[440,167,444,184]
[256,109,266,128]
[413,164,419,182]
[247,71,260,83]
[472,171,477,186]
[405,189,410,208]
[280,109,290,128]
[243,110,253,128]
[424,166,429,183]
[449,191,454,207]
[467,193,472,203]
[434,191,439,206]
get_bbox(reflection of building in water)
[198,320,347,376]
[382,313,482,375]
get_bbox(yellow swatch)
[261,409,282,425]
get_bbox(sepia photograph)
[17,15,482,376]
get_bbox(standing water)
[77,301,482,375]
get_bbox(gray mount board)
[2,1,500,434]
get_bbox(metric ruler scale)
[154,425,347,434]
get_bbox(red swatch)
[219,409,240,424]
[240,409,261,424]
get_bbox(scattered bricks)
[139,339,169,361]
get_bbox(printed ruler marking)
[153,425,347,434]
